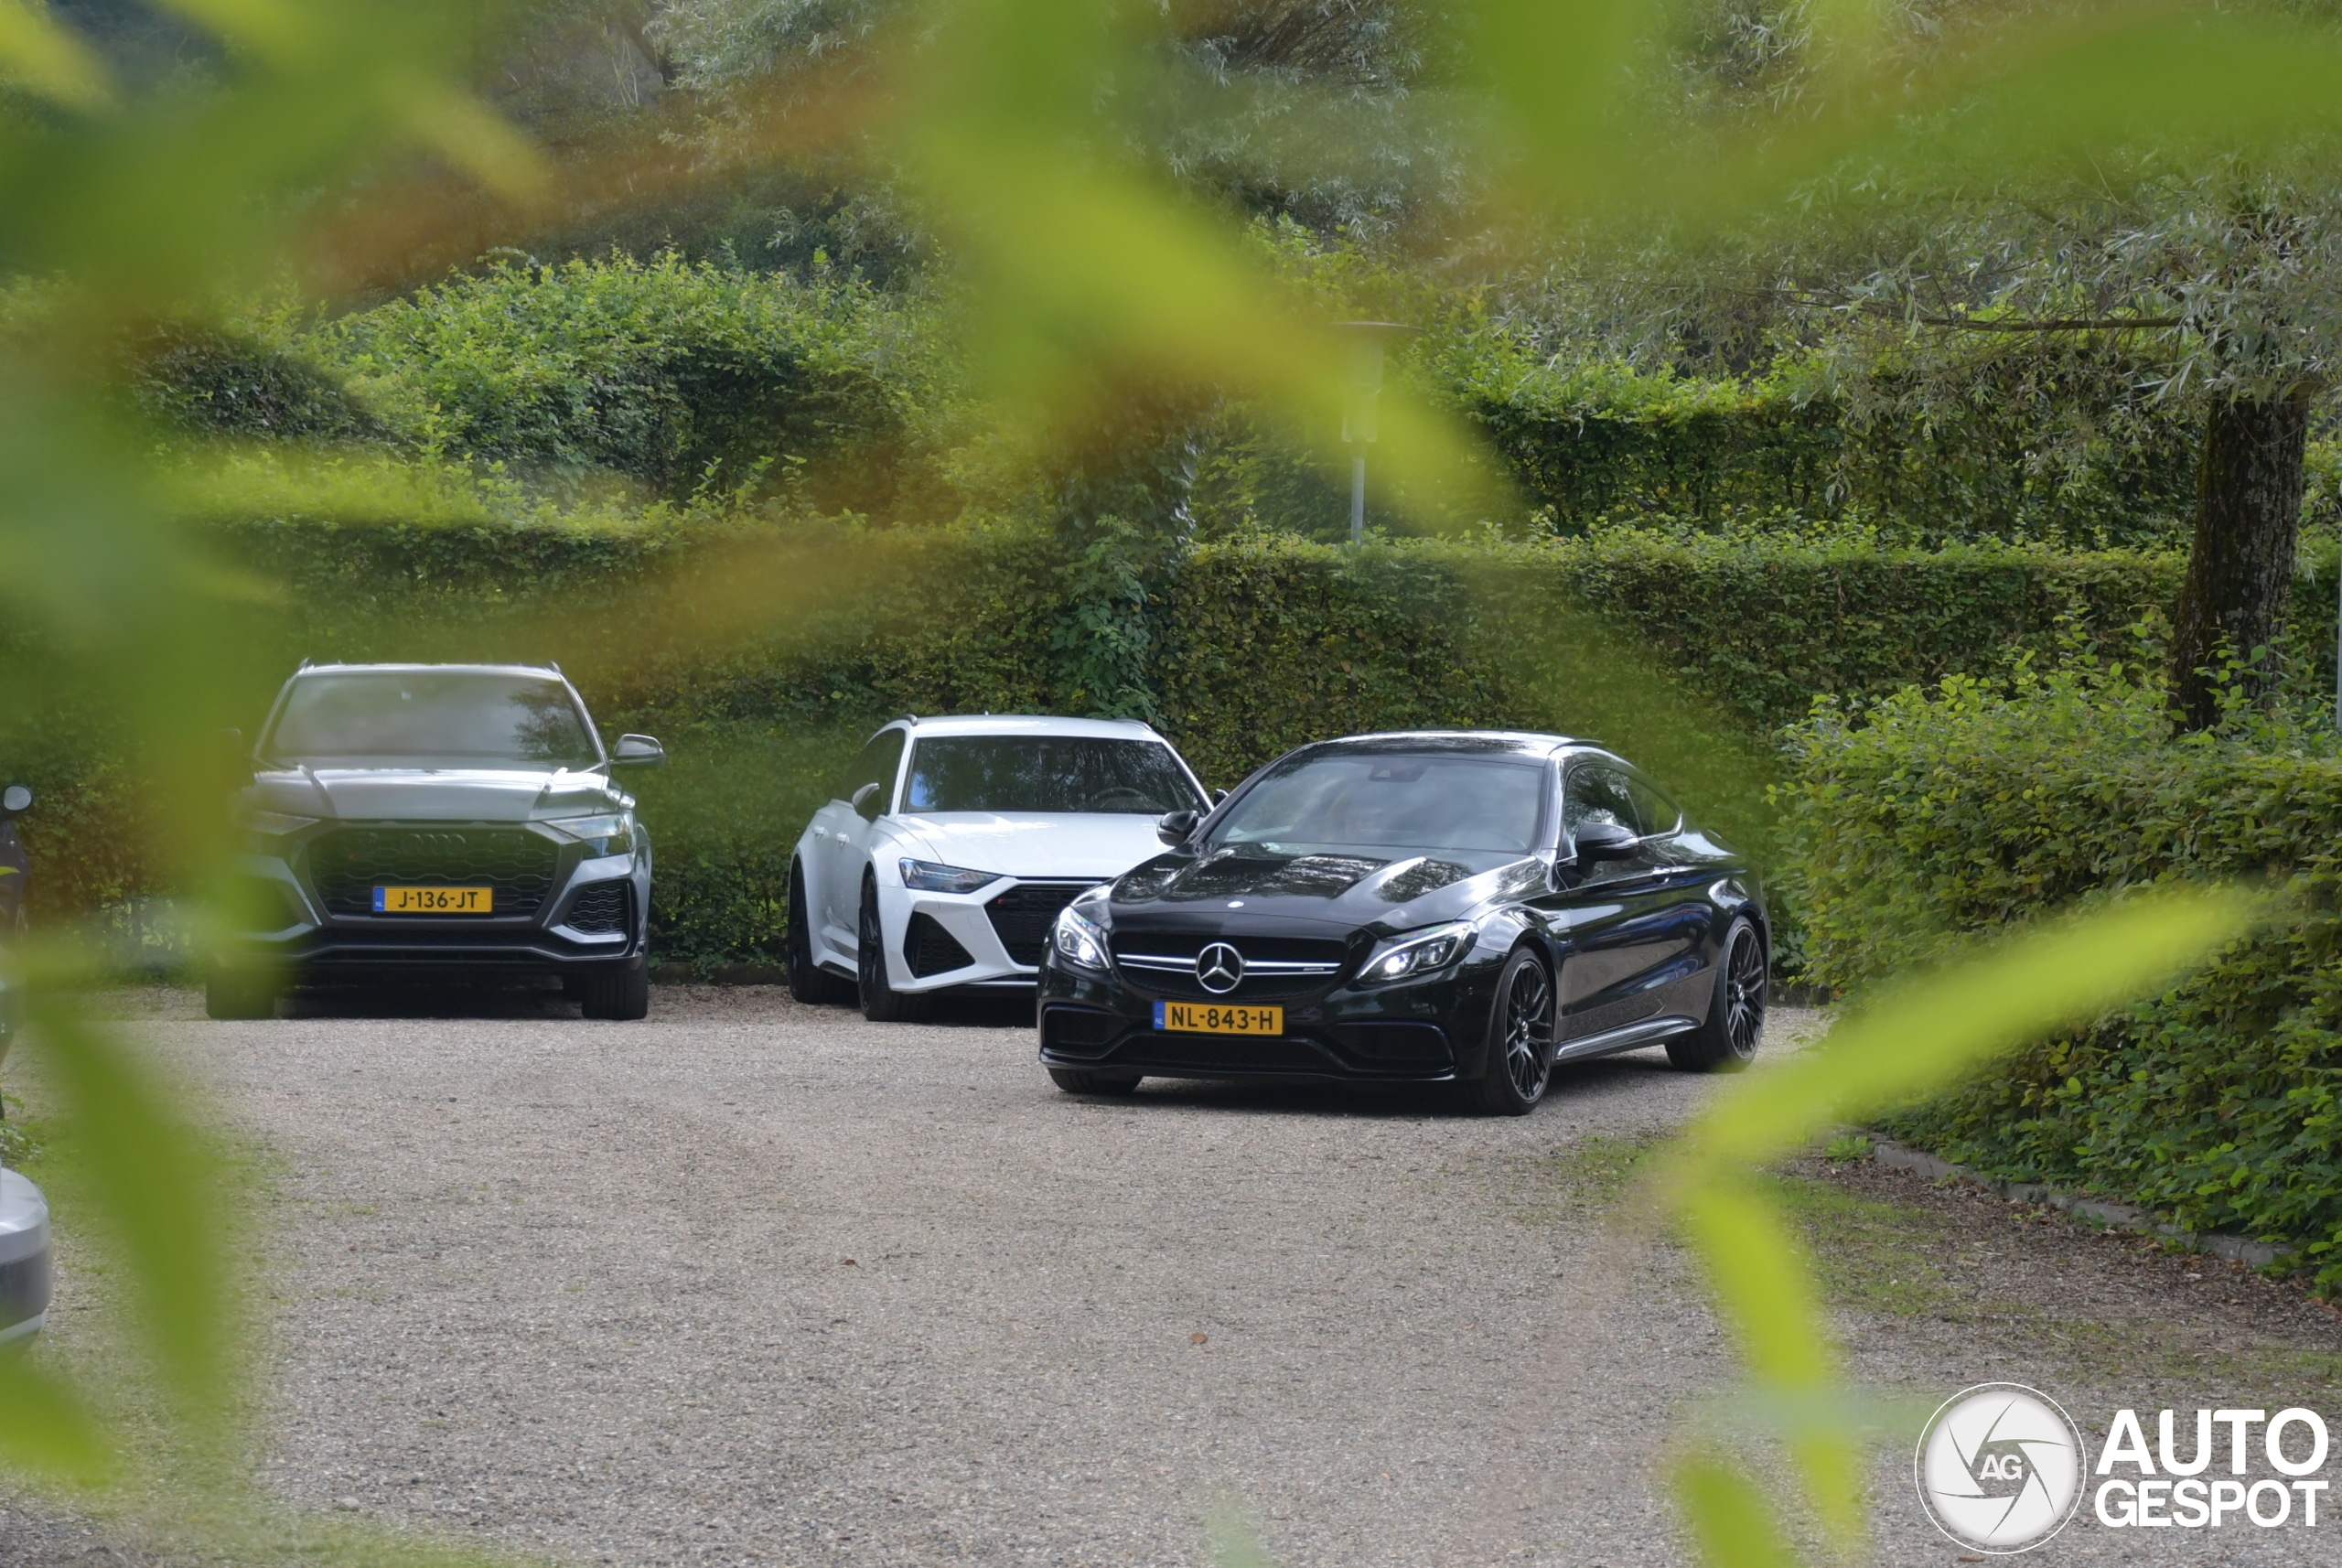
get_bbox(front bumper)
[225,826,650,976]
[0,1168,52,1345]
[1037,955,1503,1083]
[872,878,1104,994]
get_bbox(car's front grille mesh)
[563,881,629,935]
[984,881,1099,967]
[308,827,558,917]
[1107,931,1352,1000]
[906,913,975,977]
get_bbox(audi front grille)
[984,881,1100,967]
[307,826,560,918]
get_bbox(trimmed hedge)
[1778,670,2342,1284]
[138,257,954,514]
[7,517,2322,972]
[1438,341,2209,547]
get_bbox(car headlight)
[1358,921,1475,986]
[242,811,318,853]
[899,858,1001,894]
[551,812,637,856]
[1051,901,1111,972]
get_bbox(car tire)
[1466,946,1556,1116]
[856,877,931,1023]
[1667,916,1766,1072]
[580,960,650,1021]
[1047,1069,1142,1095]
[787,861,854,1005]
[204,964,278,1021]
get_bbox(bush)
[0,514,2289,972]
[1778,668,2342,1283]
[137,257,954,511]
[129,325,380,441]
[1438,338,2209,548]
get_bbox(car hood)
[886,812,1171,879]
[1108,844,1550,935]
[242,767,628,823]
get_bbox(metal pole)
[1350,453,1366,543]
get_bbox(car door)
[820,725,907,950]
[1546,761,1703,1045]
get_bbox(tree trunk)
[2168,392,2311,731]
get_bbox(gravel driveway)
[10,985,2342,1568]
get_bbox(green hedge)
[1778,669,2342,1283]
[5,518,2311,972]
[139,256,953,512]
[1438,342,2210,547]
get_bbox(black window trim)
[1560,752,1681,852]
[255,668,608,771]
[835,722,914,811]
[894,726,1208,818]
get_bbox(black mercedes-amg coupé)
[1036,731,1767,1114]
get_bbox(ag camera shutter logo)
[1915,1383,2085,1552]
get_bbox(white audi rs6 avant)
[787,715,1211,1020]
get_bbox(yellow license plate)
[1155,1000,1283,1036]
[373,885,494,914]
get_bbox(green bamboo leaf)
[0,1359,111,1481]
[1673,1454,1799,1568]
[394,82,553,206]
[0,0,109,109]
[25,986,228,1419]
[1678,1186,1862,1547]
[147,0,317,61]
[1675,885,2262,1172]
[1204,1496,1274,1568]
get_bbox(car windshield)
[903,736,1202,814]
[263,671,598,768]
[1209,751,1548,855]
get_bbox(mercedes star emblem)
[1196,941,1245,994]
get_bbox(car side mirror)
[1571,821,1638,862]
[1,783,29,816]
[1156,809,1199,846]
[610,734,667,769]
[852,781,886,822]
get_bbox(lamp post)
[1331,321,1416,544]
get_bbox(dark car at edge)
[1036,731,1767,1113]
[211,662,665,1021]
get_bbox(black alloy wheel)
[1047,1068,1143,1096]
[1668,917,1767,1072]
[1468,947,1555,1116]
[787,861,855,1005]
[857,876,931,1023]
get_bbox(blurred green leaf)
[1204,1495,1275,1568]
[1672,885,2264,1173]
[22,954,228,1423]
[1677,1185,1861,1547]
[0,1357,112,1482]
[1653,884,2261,1563]
[0,0,110,110]
[1672,1453,1799,1568]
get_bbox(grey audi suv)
[211,663,663,1020]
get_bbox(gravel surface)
[7,985,2342,1567]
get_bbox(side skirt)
[1553,1015,1698,1065]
